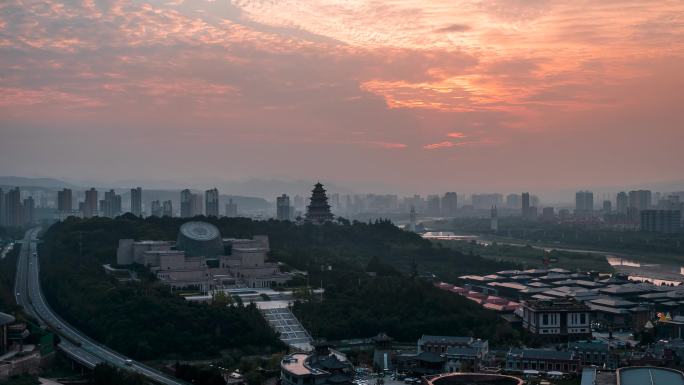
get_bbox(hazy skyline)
[1,1,683,195]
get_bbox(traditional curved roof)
[0,312,15,326]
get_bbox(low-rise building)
[417,335,489,356]
[117,222,292,290]
[218,236,291,288]
[505,348,580,374]
[281,344,353,385]
[569,340,618,369]
[521,299,592,341]
[587,297,651,331]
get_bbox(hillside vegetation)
[40,215,520,358]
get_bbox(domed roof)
[177,221,224,257]
[179,221,220,241]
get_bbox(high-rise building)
[330,193,340,211]
[506,194,521,209]
[602,200,612,213]
[559,209,571,221]
[57,188,73,213]
[110,189,122,216]
[100,189,122,218]
[205,188,219,217]
[6,187,23,226]
[293,195,305,211]
[190,193,203,216]
[276,194,292,221]
[542,207,555,222]
[659,195,683,210]
[629,190,652,211]
[640,210,682,233]
[531,195,540,208]
[490,206,498,231]
[225,199,238,217]
[426,195,441,216]
[522,192,530,219]
[84,188,98,218]
[575,191,594,216]
[23,197,35,224]
[151,200,162,217]
[409,206,416,232]
[180,189,192,218]
[39,195,48,209]
[471,194,503,210]
[0,188,5,226]
[305,182,334,224]
[162,200,173,217]
[130,187,142,216]
[616,192,628,214]
[442,192,458,216]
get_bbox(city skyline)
[1,2,684,384]
[1,1,683,193]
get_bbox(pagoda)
[305,182,334,224]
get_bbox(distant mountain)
[0,176,78,189]
[217,178,355,199]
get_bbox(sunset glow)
[1,0,683,193]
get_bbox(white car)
[125,359,133,366]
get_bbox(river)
[423,232,684,285]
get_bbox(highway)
[14,228,189,385]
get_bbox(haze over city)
[1,0,683,195]
[1,2,684,385]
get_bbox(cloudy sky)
[1,0,682,195]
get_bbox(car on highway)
[125,359,133,366]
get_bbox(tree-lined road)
[14,228,188,384]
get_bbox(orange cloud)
[423,141,461,150]
[447,132,466,139]
[370,142,408,149]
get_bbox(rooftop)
[590,297,637,308]
[618,367,684,385]
[445,346,482,356]
[0,312,15,326]
[522,299,590,312]
[507,349,575,361]
[418,335,474,346]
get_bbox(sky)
[1,0,683,196]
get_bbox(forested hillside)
[39,215,519,359]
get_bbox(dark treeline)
[92,364,146,385]
[292,269,521,345]
[0,225,25,240]
[0,245,20,311]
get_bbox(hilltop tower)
[305,182,334,224]
[409,206,417,232]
